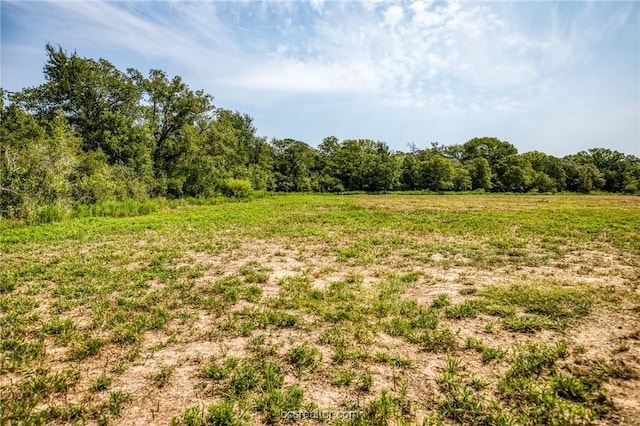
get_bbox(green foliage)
[288,343,322,375]
[221,178,253,198]
[624,183,638,194]
[478,282,595,329]
[494,154,535,192]
[576,164,605,193]
[255,385,305,423]
[326,139,398,191]
[73,199,158,218]
[466,157,493,191]
[90,374,112,392]
[0,107,78,219]
[2,44,639,222]
[205,401,246,426]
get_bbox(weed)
[170,406,204,426]
[479,281,596,327]
[248,334,277,357]
[431,293,451,309]
[358,390,402,424]
[445,300,480,319]
[229,360,261,396]
[206,400,247,426]
[202,357,236,380]
[595,359,637,380]
[444,356,463,375]
[68,336,104,361]
[357,370,374,392]
[150,366,174,388]
[107,390,131,416]
[90,374,112,392]
[483,321,496,333]
[505,341,568,379]
[331,370,356,386]
[465,337,506,363]
[255,385,305,423]
[503,315,558,333]
[288,344,321,376]
[374,352,413,369]
[240,261,270,284]
[333,345,350,364]
[415,328,459,353]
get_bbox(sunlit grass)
[1,193,638,424]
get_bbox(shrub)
[33,205,67,224]
[221,178,252,198]
[624,183,638,194]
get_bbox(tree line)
[2,45,639,220]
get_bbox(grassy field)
[1,193,639,425]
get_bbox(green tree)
[523,151,567,191]
[465,157,493,191]
[494,155,535,192]
[533,172,555,193]
[333,139,397,191]
[461,137,518,166]
[316,136,345,192]
[136,69,213,192]
[176,109,274,197]
[452,165,472,191]
[576,164,605,193]
[0,105,79,218]
[566,148,634,192]
[400,153,421,190]
[272,138,319,192]
[15,44,148,167]
[416,151,454,191]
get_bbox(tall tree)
[461,137,518,166]
[576,164,605,193]
[333,139,397,191]
[14,44,147,167]
[566,148,633,192]
[136,69,213,184]
[272,138,318,192]
[415,150,454,191]
[465,157,493,191]
[494,155,535,192]
[523,151,567,191]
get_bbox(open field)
[1,193,639,425]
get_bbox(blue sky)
[2,0,638,156]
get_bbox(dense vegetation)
[2,45,639,221]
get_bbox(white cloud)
[211,0,586,111]
[309,0,325,14]
[410,0,446,28]
[4,0,637,155]
[222,55,383,94]
[382,5,404,29]
[6,0,591,112]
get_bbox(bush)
[34,205,67,224]
[221,179,253,198]
[73,199,158,218]
[624,183,638,195]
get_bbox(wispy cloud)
[204,0,594,112]
[1,0,610,109]
[2,0,637,154]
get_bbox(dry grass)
[1,193,639,425]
